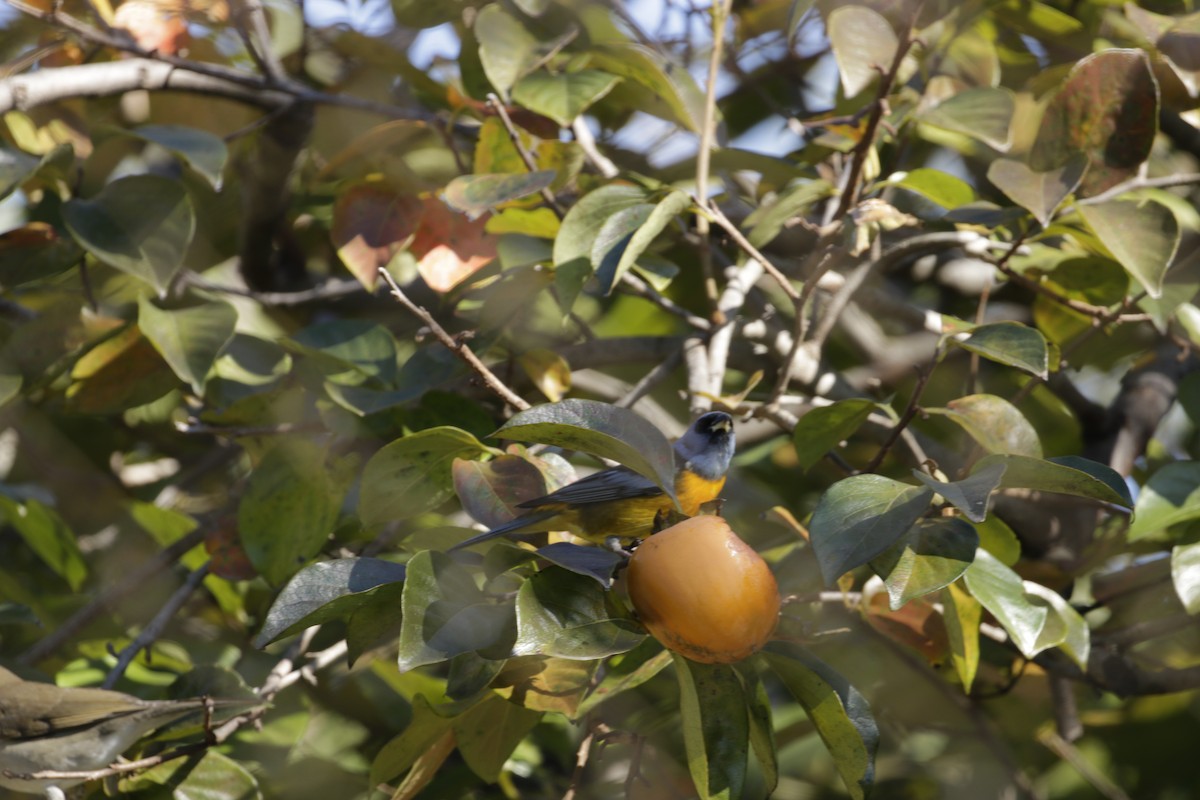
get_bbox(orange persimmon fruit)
[626,515,780,664]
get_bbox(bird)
[0,666,256,799]
[451,411,735,551]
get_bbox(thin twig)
[377,268,530,411]
[103,562,212,688]
[485,93,566,217]
[616,349,683,408]
[1038,729,1131,800]
[830,12,919,222]
[19,527,208,666]
[692,0,731,324]
[562,726,597,800]
[862,355,938,473]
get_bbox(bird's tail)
[448,510,560,552]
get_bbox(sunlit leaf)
[962,549,1048,657]
[512,70,622,126]
[922,87,1014,151]
[1128,461,1200,542]
[764,642,878,800]
[953,322,1050,379]
[926,393,1042,457]
[942,581,981,692]
[675,656,748,800]
[1078,199,1180,299]
[1172,541,1200,615]
[443,171,557,217]
[827,5,898,98]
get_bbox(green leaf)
[1078,199,1180,299]
[371,695,456,786]
[120,748,261,799]
[589,44,706,132]
[809,474,934,584]
[576,640,672,716]
[137,297,237,395]
[129,124,228,190]
[512,70,622,126]
[744,673,779,795]
[0,355,21,409]
[1030,49,1158,197]
[745,180,834,248]
[491,656,596,716]
[398,551,514,671]
[0,223,82,287]
[792,402,878,471]
[475,5,570,101]
[675,656,748,800]
[973,514,1021,566]
[0,146,41,200]
[494,400,679,506]
[238,440,347,585]
[595,189,690,295]
[512,566,644,659]
[1171,542,1200,615]
[534,542,625,588]
[926,394,1042,457]
[962,549,1048,657]
[827,5,898,98]
[977,454,1133,508]
[590,203,654,290]
[255,557,407,647]
[287,319,401,386]
[444,171,557,217]
[1129,461,1200,542]
[0,497,87,591]
[891,168,976,211]
[62,174,195,293]
[942,581,981,692]
[1024,580,1090,668]
[553,184,648,307]
[453,693,543,782]
[870,518,980,609]
[359,427,492,528]
[986,156,1086,226]
[953,322,1050,379]
[922,87,1014,151]
[914,460,1006,523]
[764,642,878,800]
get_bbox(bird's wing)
[517,465,663,508]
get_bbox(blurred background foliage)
[1,0,1199,797]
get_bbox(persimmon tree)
[0,0,1199,798]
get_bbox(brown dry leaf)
[331,185,424,289]
[410,198,498,292]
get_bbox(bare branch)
[377,268,530,412]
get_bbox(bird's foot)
[604,536,634,557]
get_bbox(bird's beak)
[712,418,732,433]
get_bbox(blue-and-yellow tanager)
[452,411,735,550]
